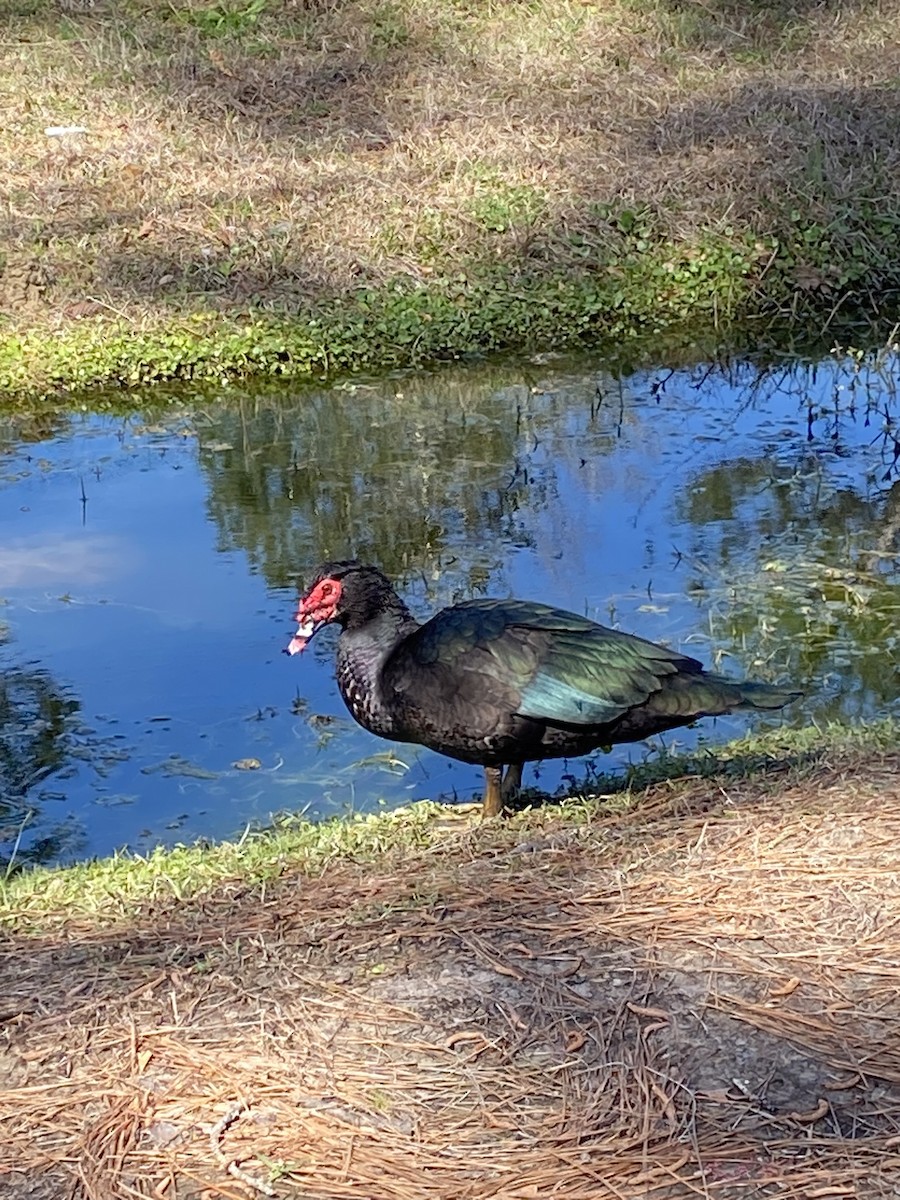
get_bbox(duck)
[287,560,801,816]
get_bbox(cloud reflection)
[0,536,124,589]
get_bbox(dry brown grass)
[4,749,900,1197]
[3,0,900,331]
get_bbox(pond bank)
[4,0,900,400]
[1,720,894,923]
[3,721,900,1197]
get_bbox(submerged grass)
[3,0,900,396]
[3,717,897,930]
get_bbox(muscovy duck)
[286,561,801,817]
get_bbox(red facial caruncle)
[285,575,343,655]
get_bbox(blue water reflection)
[2,350,899,864]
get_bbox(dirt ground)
[3,752,900,1199]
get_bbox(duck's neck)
[335,597,419,737]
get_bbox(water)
[3,349,900,867]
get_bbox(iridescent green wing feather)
[390,599,701,726]
[477,600,700,725]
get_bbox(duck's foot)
[481,764,523,818]
[482,766,503,818]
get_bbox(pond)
[3,347,900,868]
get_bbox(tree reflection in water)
[194,369,619,598]
[0,658,87,871]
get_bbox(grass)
[3,0,900,397]
[0,801,449,928]
[3,716,898,930]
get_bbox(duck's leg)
[481,763,523,817]
[501,762,523,807]
[482,766,504,817]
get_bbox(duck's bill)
[286,617,316,656]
